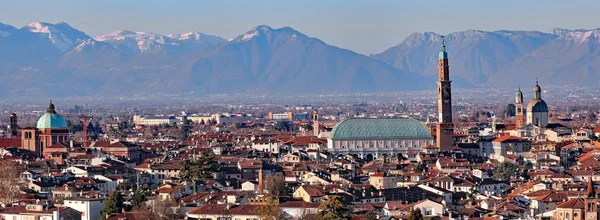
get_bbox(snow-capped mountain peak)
[25,22,52,33]
[94,30,168,53]
[241,30,259,41]
[552,28,600,44]
[166,32,226,46]
[167,32,201,41]
[22,22,90,52]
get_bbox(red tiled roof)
[385,200,413,211]
[187,204,261,216]
[0,138,21,148]
[557,197,585,209]
[282,136,327,147]
[493,136,521,143]
[299,185,324,197]
[280,201,319,208]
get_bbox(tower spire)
[588,177,596,198]
[47,100,56,113]
[441,35,446,52]
[438,35,448,59]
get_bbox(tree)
[275,121,293,131]
[302,123,313,131]
[504,104,516,117]
[101,191,124,220]
[255,195,285,220]
[408,208,424,220]
[132,198,179,220]
[0,160,24,205]
[317,196,345,220]
[492,162,520,181]
[586,112,598,124]
[179,152,218,181]
[264,176,286,197]
[362,211,377,220]
[130,189,147,210]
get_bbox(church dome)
[36,101,68,129]
[527,99,549,113]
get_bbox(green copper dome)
[36,101,67,129]
[330,118,432,140]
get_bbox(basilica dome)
[331,118,432,140]
[36,101,68,129]
[527,99,549,113]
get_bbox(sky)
[1,0,600,54]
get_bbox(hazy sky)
[2,0,599,54]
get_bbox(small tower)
[491,115,497,133]
[257,168,264,194]
[312,110,319,137]
[9,113,18,137]
[515,87,525,128]
[586,177,599,220]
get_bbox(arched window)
[566,213,570,220]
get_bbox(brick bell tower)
[436,36,454,152]
[515,87,525,128]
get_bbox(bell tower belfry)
[515,87,525,128]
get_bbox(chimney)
[258,168,264,193]
[53,211,59,220]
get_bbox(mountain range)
[372,28,600,87]
[0,21,598,98]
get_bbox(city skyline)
[2,0,600,54]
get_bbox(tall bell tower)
[436,36,454,151]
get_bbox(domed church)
[515,80,549,128]
[21,101,70,157]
